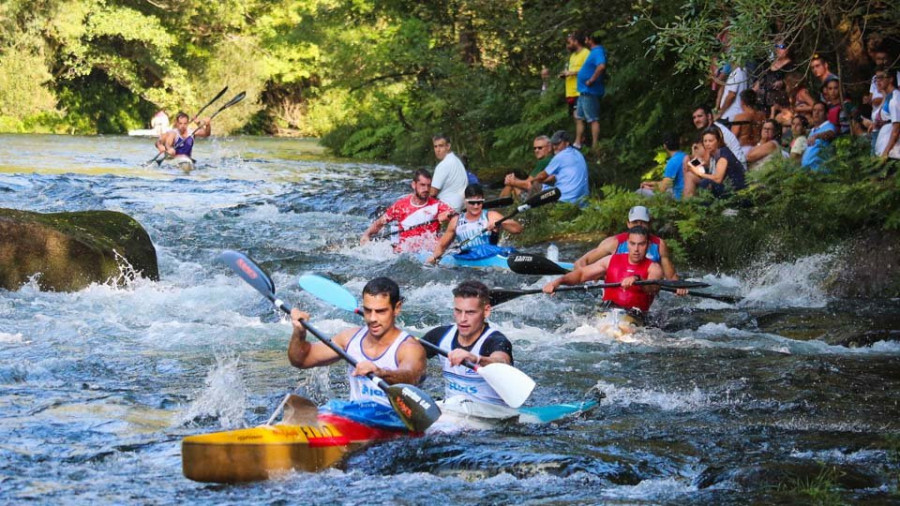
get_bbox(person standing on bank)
[430,134,469,212]
[576,33,607,152]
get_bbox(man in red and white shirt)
[361,169,455,253]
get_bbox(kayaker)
[425,184,523,264]
[360,169,456,253]
[420,280,516,407]
[155,111,211,160]
[543,226,663,315]
[573,206,683,294]
[288,277,427,416]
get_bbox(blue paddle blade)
[298,274,358,312]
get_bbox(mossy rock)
[0,208,159,291]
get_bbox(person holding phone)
[683,127,747,199]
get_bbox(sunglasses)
[466,200,484,205]
[775,44,786,49]
[533,145,549,150]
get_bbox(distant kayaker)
[288,277,427,409]
[543,226,663,314]
[360,169,456,253]
[154,111,211,160]
[573,206,682,290]
[426,184,522,264]
[420,280,516,407]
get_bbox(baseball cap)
[628,206,651,222]
[550,130,570,145]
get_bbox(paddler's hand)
[448,349,478,367]
[675,288,688,296]
[542,280,558,294]
[359,233,370,245]
[437,210,455,223]
[425,255,438,265]
[620,275,640,288]
[290,308,310,340]
[353,360,381,377]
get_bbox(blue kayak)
[418,252,574,271]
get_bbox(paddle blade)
[385,383,442,432]
[298,274,358,312]
[475,363,535,408]
[522,187,561,209]
[222,91,246,110]
[508,253,571,275]
[653,280,710,289]
[488,288,539,306]
[220,250,276,299]
[484,197,513,209]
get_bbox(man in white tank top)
[288,277,427,408]
[426,184,523,264]
[420,280,515,406]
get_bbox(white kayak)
[434,395,599,430]
[128,127,167,137]
[159,154,195,173]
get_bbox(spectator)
[868,49,900,149]
[753,39,795,115]
[532,130,590,204]
[822,77,852,135]
[731,89,767,158]
[789,115,809,161]
[500,135,552,200]
[783,72,815,122]
[684,126,747,199]
[560,33,590,146]
[810,54,839,101]
[540,67,550,95]
[716,62,748,123]
[747,119,787,170]
[873,70,900,161]
[801,102,837,171]
[638,133,686,200]
[576,32,608,151]
[430,134,469,211]
[689,105,747,169]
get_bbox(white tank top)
[438,325,505,405]
[344,327,411,407]
[454,211,490,250]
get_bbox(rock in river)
[0,208,158,291]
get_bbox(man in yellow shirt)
[559,32,590,149]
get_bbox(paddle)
[219,250,441,432]
[455,187,561,252]
[298,274,536,408]
[488,279,710,306]
[374,196,514,240]
[507,252,740,303]
[149,91,247,166]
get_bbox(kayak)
[435,395,599,429]
[594,306,643,343]
[160,154,195,173]
[182,395,599,483]
[420,252,574,271]
[128,127,167,137]
[181,411,411,483]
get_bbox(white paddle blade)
[477,363,536,408]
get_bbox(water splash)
[591,380,712,412]
[740,252,836,308]
[179,353,248,429]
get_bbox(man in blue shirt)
[576,33,607,151]
[802,102,837,171]
[638,133,686,200]
[532,130,590,204]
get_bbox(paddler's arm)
[624,262,663,295]
[573,236,616,269]
[543,256,610,293]
[487,210,522,234]
[287,309,345,368]
[360,214,388,244]
[426,215,459,264]
[657,239,688,296]
[194,117,212,138]
[354,339,427,385]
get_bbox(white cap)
[628,205,651,223]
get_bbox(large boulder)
[0,208,159,291]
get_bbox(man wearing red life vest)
[360,169,455,253]
[542,226,663,313]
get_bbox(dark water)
[1,134,898,504]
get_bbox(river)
[1,134,898,504]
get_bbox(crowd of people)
[640,39,900,201]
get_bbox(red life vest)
[603,254,655,312]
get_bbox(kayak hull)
[595,307,642,342]
[436,395,598,428]
[182,413,408,483]
[161,154,195,173]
